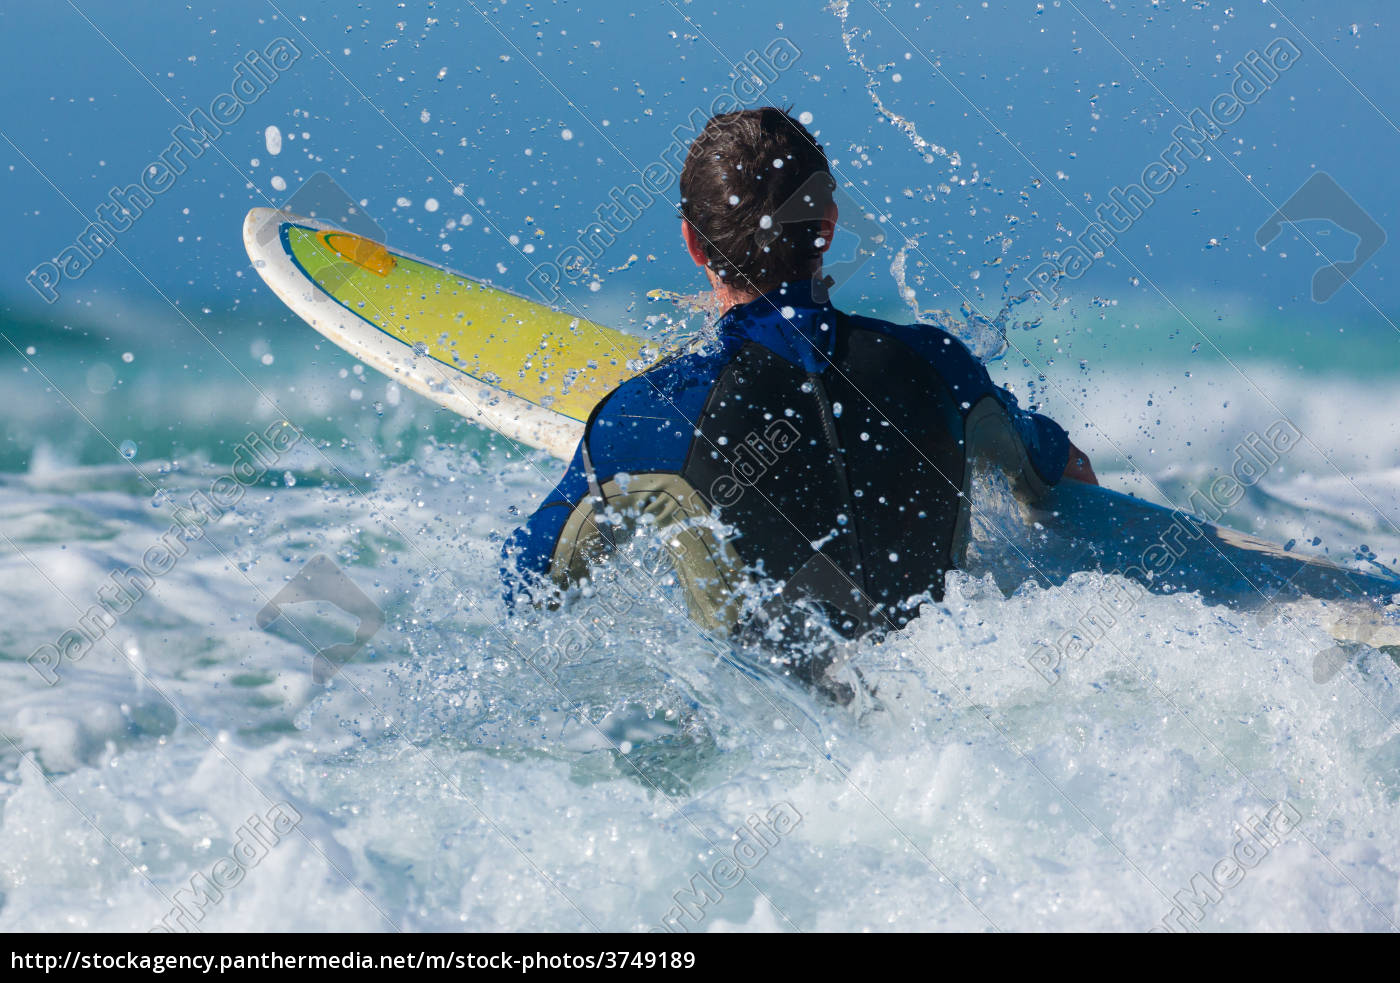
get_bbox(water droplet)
[119,440,138,459]
[283,471,296,487]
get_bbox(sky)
[0,0,1395,340]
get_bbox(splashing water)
[3,324,1400,932]
[833,1,1054,355]
[829,1,960,169]
[891,237,1042,362]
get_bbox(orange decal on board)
[318,231,396,276]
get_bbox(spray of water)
[829,1,961,168]
[891,236,1042,362]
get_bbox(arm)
[500,440,591,610]
[887,319,1075,494]
[980,379,1072,495]
[502,370,703,609]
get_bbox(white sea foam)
[1,347,1398,931]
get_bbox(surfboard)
[244,207,1400,619]
[1024,480,1400,607]
[242,207,664,459]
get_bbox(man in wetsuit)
[503,107,1095,691]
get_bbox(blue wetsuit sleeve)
[991,383,1069,486]
[500,440,590,608]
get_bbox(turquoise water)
[3,0,1400,934]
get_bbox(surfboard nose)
[243,207,294,254]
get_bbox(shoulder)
[585,335,738,473]
[839,311,991,395]
[843,311,967,357]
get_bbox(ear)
[681,219,710,268]
[817,200,838,254]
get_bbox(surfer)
[503,107,1095,694]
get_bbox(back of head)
[679,107,833,295]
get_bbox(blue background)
[2,1,1395,319]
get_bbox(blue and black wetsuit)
[503,280,1069,665]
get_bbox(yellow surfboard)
[243,207,668,459]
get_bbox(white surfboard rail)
[243,207,586,460]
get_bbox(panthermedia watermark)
[245,170,386,298]
[152,801,303,933]
[758,171,887,303]
[26,422,301,686]
[655,801,803,933]
[522,544,682,683]
[256,554,385,684]
[1026,418,1301,683]
[1025,36,1301,303]
[512,416,807,684]
[26,37,302,304]
[704,419,802,508]
[525,37,804,303]
[1255,172,1386,302]
[1151,801,1302,933]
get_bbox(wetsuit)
[502,280,1069,671]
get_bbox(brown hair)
[679,107,833,294]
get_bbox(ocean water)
[1,294,1399,934]
[3,0,1400,934]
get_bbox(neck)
[706,276,761,315]
[705,267,824,317]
